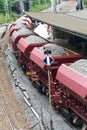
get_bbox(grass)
[0,14,9,23]
[0,12,20,24]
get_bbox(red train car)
[55,59,87,129]
[17,35,49,73]
[11,28,34,54]
[9,15,32,36]
[29,43,82,95]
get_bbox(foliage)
[0,12,20,23]
[0,0,51,23]
[32,0,50,5]
[0,14,6,23]
[0,0,5,13]
[0,0,51,13]
[11,1,21,14]
[84,0,87,7]
[30,0,51,12]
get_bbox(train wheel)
[21,64,27,73]
[46,89,49,96]
[59,107,74,123]
[15,54,18,59]
[72,117,83,127]
[42,86,45,94]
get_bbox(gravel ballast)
[5,43,80,130]
[70,59,87,76]
[39,43,66,56]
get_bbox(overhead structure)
[26,12,87,39]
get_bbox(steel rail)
[0,93,15,130]
[23,90,45,130]
[8,59,45,130]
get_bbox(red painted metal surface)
[9,26,20,36]
[29,47,82,95]
[22,22,31,28]
[11,28,34,52]
[56,64,87,99]
[12,31,20,43]
[22,21,30,26]
[52,54,82,66]
[12,29,33,43]
[17,49,29,68]
[9,22,16,30]
[27,17,32,24]
[17,35,48,58]
[12,30,22,52]
[30,47,46,68]
[17,38,29,55]
[23,17,32,24]
[30,47,82,69]
[9,23,27,36]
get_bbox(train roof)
[26,12,87,39]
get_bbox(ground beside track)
[0,29,31,130]
[5,43,79,130]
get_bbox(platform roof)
[26,12,87,39]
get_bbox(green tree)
[0,0,5,13]
[84,0,87,7]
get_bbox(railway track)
[7,58,46,130]
[0,26,44,130]
[0,58,31,130]
[5,43,79,130]
[0,93,15,130]
[0,27,32,130]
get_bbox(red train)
[9,15,87,129]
